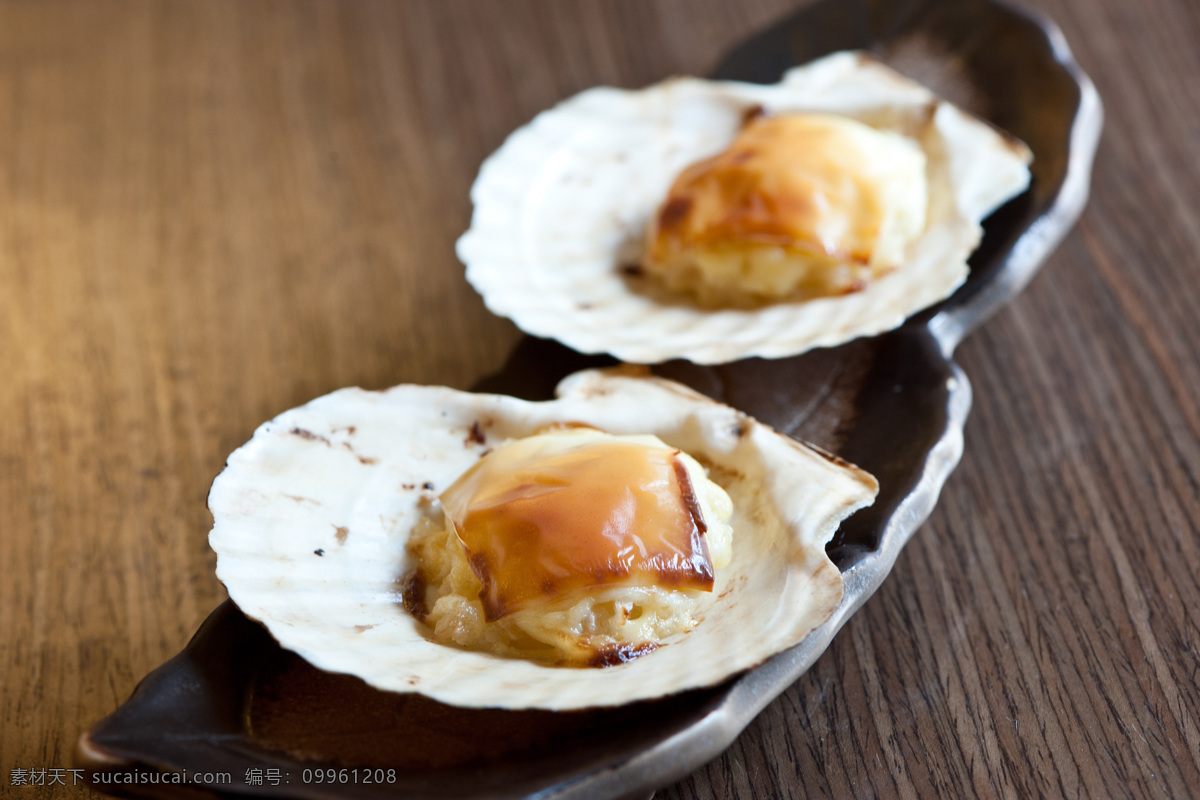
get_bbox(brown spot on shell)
[353,624,376,633]
[338,440,378,464]
[290,427,330,446]
[333,525,349,545]
[467,421,487,446]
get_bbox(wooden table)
[3,1,1198,797]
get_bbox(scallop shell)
[208,369,878,710]
[458,51,1032,364]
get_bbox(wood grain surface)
[2,1,1198,798]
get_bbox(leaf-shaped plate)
[78,0,1100,797]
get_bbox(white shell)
[208,369,878,709]
[458,51,1032,364]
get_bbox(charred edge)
[674,454,715,588]
[620,262,645,277]
[421,481,435,491]
[314,548,325,557]
[673,456,707,537]
[731,421,748,439]
[467,421,487,446]
[401,570,428,623]
[334,525,349,545]
[290,427,331,446]
[587,641,659,668]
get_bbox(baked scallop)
[408,426,735,666]
[458,51,1032,364]
[208,368,877,710]
[642,111,929,307]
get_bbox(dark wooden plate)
[78,0,1101,797]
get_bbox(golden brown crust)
[641,112,928,308]
[647,114,887,263]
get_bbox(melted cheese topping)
[409,428,733,665]
[642,112,928,306]
[442,432,716,620]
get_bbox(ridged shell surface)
[208,369,877,710]
[458,51,1032,364]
